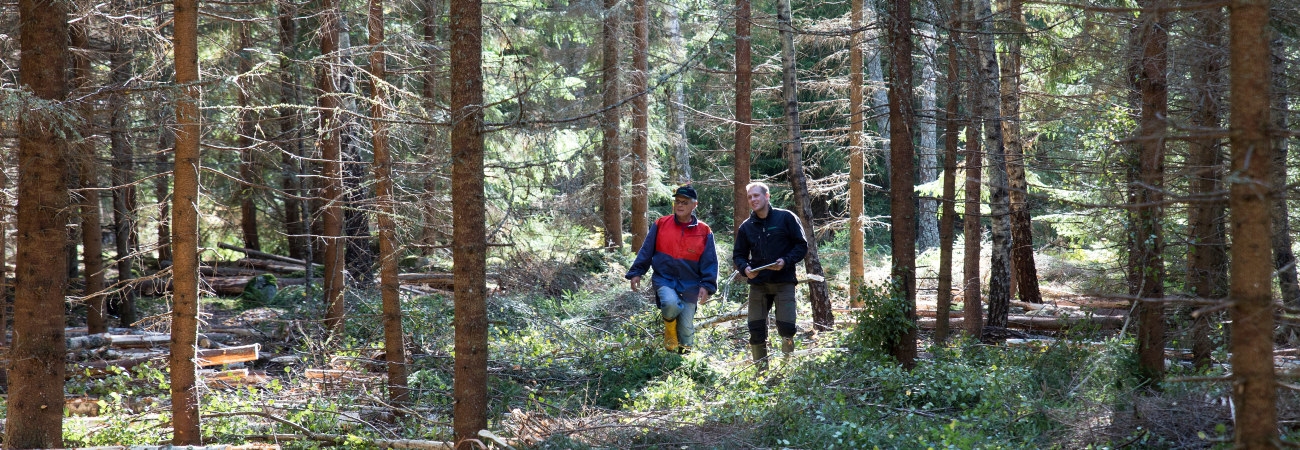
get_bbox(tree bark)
[848,0,866,308]
[999,0,1041,305]
[629,0,649,252]
[974,0,1009,330]
[11,0,70,444]
[320,0,347,336]
[917,3,940,252]
[155,98,174,264]
[1185,5,1226,370]
[338,20,376,289]
[778,0,834,332]
[109,35,138,327]
[887,0,917,366]
[278,0,308,261]
[236,22,261,252]
[733,0,752,231]
[171,0,202,440]
[450,0,489,440]
[1130,0,1168,382]
[666,5,691,185]
[369,0,408,409]
[1227,0,1278,445]
[73,25,108,336]
[936,0,962,343]
[868,7,890,182]
[601,0,622,250]
[960,0,984,340]
[1270,34,1299,308]
[418,0,449,256]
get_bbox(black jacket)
[732,207,808,284]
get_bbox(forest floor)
[43,246,1300,448]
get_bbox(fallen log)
[696,311,748,330]
[200,265,266,277]
[198,344,260,367]
[919,314,1125,331]
[203,368,271,386]
[220,243,310,267]
[232,258,307,274]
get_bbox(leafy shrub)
[847,278,917,359]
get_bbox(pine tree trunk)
[418,0,448,256]
[11,1,69,443]
[155,101,174,264]
[236,22,261,252]
[1270,35,1299,308]
[450,0,488,440]
[961,0,984,340]
[109,38,138,327]
[369,0,408,408]
[321,0,347,335]
[936,0,962,343]
[73,25,108,336]
[999,0,1041,305]
[733,0,752,231]
[916,4,940,252]
[975,0,1009,330]
[338,22,375,289]
[1185,6,1226,370]
[600,0,622,250]
[1131,0,1167,381]
[170,0,202,440]
[868,10,890,182]
[629,0,649,252]
[278,1,308,261]
[667,5,691,185]
[848,0,866,308]
[1227,0,1278,444]
[778,0,834,332]
[887,0,917,366]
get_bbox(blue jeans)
[657,285,697,347]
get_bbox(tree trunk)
[778,0,834,332]
[11,0,69,443]
[666,5,691,185]
[73,25,108,336]
[278,0,308,261]
[450,0,488,440]
[419,0,449,256]
[887,0,917,367]
[155,99,174,264]
[848,0,865,308]
[1130,0,1168,382]
[320,0,347,336]
[1185,5,1226,370]
[109,37,138,327]
[960,0,984,340]
[601,0,622,250]
[629,0,649,252]
[999,0,1041,305]
[1228,0,1278,445]
[236,22,261,253]
[369,0,408,409]
[733,0,752,231]
[868,6,890,183]
[936,0,962,343]
[171,0,202,440]
[1271,34,1299,308]
[975,0,1009,330]
[338,21,376,289]
[916,4,940,252]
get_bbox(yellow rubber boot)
[664,319,680,352]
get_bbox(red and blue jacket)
[625,214,719,302]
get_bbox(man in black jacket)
[732,182,808,371]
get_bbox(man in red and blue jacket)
[626,185,719,353]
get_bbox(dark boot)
[750,343,769,372]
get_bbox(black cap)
[673,185,698,200]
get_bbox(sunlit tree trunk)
[321,0,347,336]
[629,0,649,252]
[1185,5,1226,370]
[337,20,375,289]
[170,0,202,440]
[887,0,917,366]
[1227,0,1278,444]
[10,0,69,443]
[73,24,108,336]
[666,5,690,185]
[278,0,308,261]
[601,0,622,250]
[848,0,865,307]
[370,0,408,409]
[917,3,940,252]
[236,22,261,252]
[778,0,833,332]
[936,0,962,343]
[733,0,752,231]
[999,0,1041,305]
[1131,0,1167,382]
[1270,34,1299,308]
[868,4,890,181]
[975,0,1009,329]
[961,0,984,340]
[450,0,488,440]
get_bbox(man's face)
[673,196,697,218]
[747,186,769,212]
